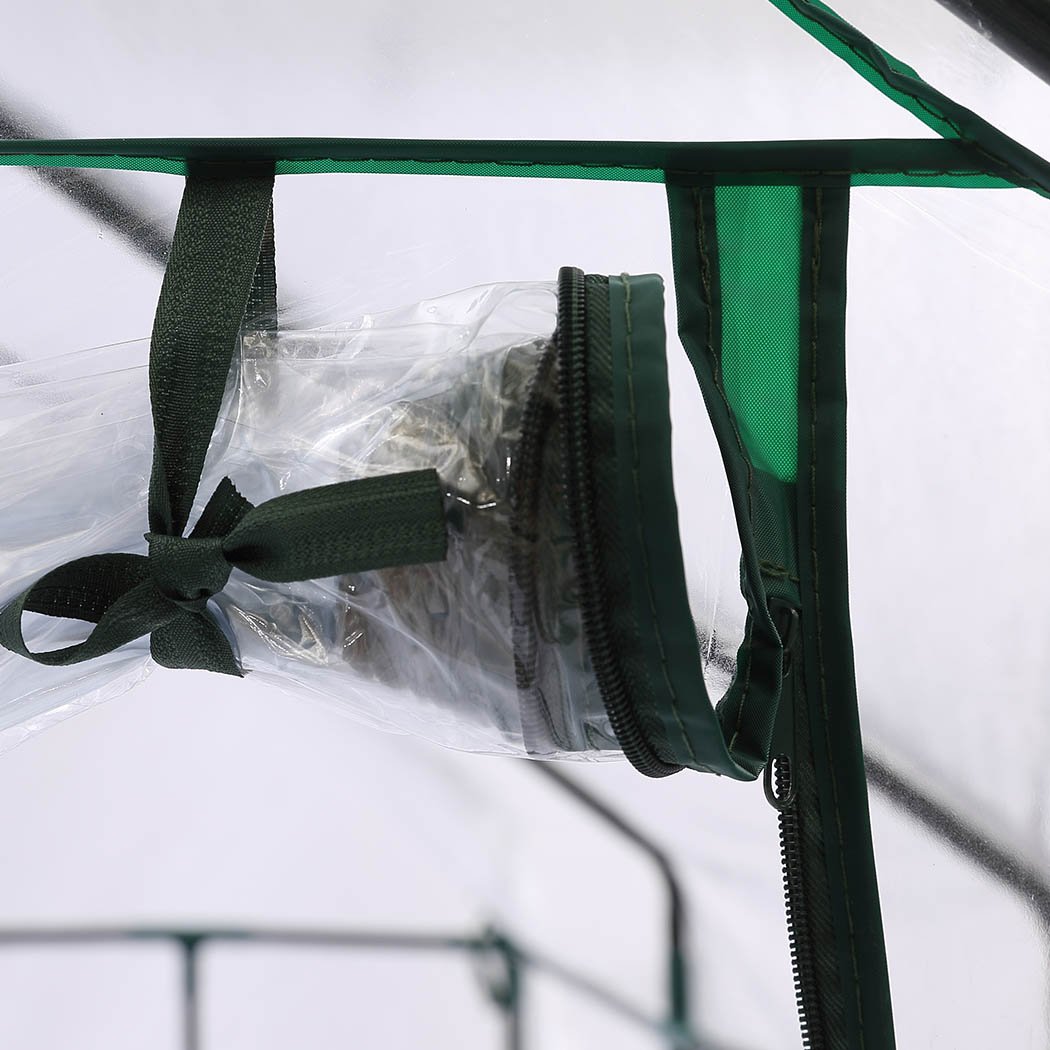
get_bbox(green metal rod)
[180,936,200,1050]
[530,762,692,1037]
[0,925,708,1045]
[0,927,485,950]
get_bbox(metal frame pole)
[529,762,692,1042]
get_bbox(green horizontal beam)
[0,137,1028,188]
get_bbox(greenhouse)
[0,1,1048,1046]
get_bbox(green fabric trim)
[848,171,1012,188]
[583,275,680,774]
[605,274,751,779]
[0,138,1032,188]
[768,0,1050,197]
[666,185,798,776]
[282,159,661,182]
[714,185,802,483]
[769,0,961,139]
[795,184,895,1048]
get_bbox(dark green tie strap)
[148,174,275,538]
[0,173,448,675]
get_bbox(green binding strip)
[768,0,1050,197]
[0,137,1032,188]
[794,184,896,1048]
[0,174,447,675]
[715,185,803,483]
[665,184,799,777]
[667,175,893,1046]
[604,274,753,779]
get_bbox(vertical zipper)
[508,340,566,753]
[556,266,679,778]
[765,604,849,1050]
[769,753,826,1050]
[765,602,824,1048]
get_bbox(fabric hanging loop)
[0,173,447,675]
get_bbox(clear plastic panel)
[274,171,750,705]
[0,284,612,758]
[831,0,1050,161]
[847,184,1050,1047]
[525,968,669,1050]
[0,167,178,363]
[0,170,748,754]
[202,944,503,1049]
[0,663,796,1049]
[0,942,181,1050]
[869,785,1049,1047]
[1,0,925,142]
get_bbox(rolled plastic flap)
[1,273,757,774]
[559,269,756,779]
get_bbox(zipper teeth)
[776,757,825,1050]
[557,267,679,778]
[508,343,563,753]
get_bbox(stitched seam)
[786,0,963,138]
[670,167,996,179]
[280,159,662,182]
[621,275,701,769]
[809,187,865,1046]
[760,560,801,583]
[785,0,1038,192]
[693,190,756,755]
[0,153,1020,187]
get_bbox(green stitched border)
[585,274,681,774]
[665,185,797,776]
[768,0,1050,198]
[604,274,751,778]
[0,138,1030,189]
[796,184,895,1048]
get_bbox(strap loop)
[0,174,448,676]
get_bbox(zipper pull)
[764,601,800,811]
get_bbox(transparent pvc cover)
[0,161,751,767]
[0,282,618,758]
[847,185,1050,1048]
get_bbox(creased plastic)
[0,282,620,759]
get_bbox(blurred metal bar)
[0,105,172,264]
[479,933,524,1050]
[0,924,718,1046]
[0,927,486,950]
[866,753,1050,922]
[521,941,684,1040]
[0,102,172,374]
[518,943,749,1050]
[180,935,200,1050]
[934,0,1050,86]
[506,973,524,1050]
[866,750,1050,1027]
[529,762,691,1037]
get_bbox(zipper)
[765,602,847,1050]
[507,340,566,754]
[770,753,826,1050]
[556,266,679,778]
[764,604,822,1047]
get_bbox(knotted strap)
[0,172,447,675]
